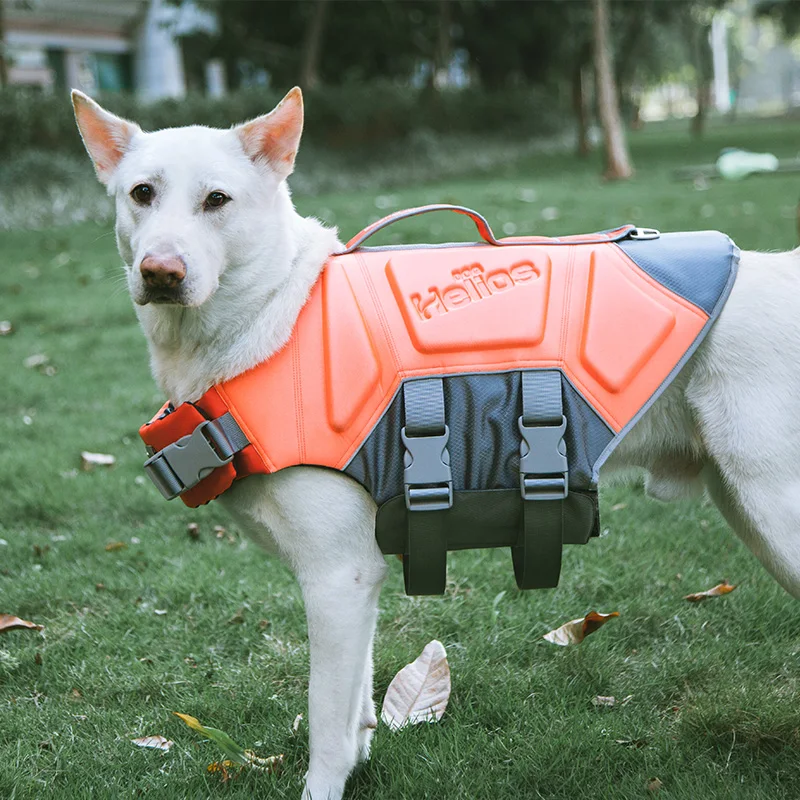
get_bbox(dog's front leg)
[223,468,387,800]
[299,558,384,800]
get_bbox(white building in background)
[3,0,221,100]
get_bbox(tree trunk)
[691,81,711,137]
[301,0,330,90]
[592,0,633,180]
[0,0,7,88]
[434,0,452,88]
[691,23,713,137]
[572,62,592,157]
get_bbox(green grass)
[2,117,800,799]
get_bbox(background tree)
[593,0,633,179]
[300,0,330,90]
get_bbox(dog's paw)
[356,714,378,763]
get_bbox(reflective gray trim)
[593,243,740,481]
[617,231,737,315]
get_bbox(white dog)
[72,87,800,800]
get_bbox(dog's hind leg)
[687,251,800,598]
[703,462,800,598]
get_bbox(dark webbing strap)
[213,412,249,455]
[403,378,446,436]
[403,510,447,595]
[403,378,449,595]
[521,371,563,426]
[514,370,566,590]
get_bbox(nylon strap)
[403,378,446,436]
[403,510,448,595]
[213,412,249,454]
[514,370,566,590]
[403,378,450,595]
[521,371,563,426]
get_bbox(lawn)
[1,117,800,799]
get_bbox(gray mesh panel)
[617,231,738,315]
[344,370,614,505]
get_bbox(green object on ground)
[716,148,779,180]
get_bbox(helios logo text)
[410,261,540,321]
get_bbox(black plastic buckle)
[401,425,453,512]
[518,415,569,501]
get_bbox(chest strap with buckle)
[140,397,250,507]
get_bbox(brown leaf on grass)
[81,451,116,471]
[228,608,245,625]
[381,640,451,731]
[647,777,663,793]
[684,580,737,602]
[105,541,127,551]
[0,615,44,634]
[0,321,14,336]
[132,735,174,752]
[543,611,620,646]
[187,523,200,540]
[611,502,627,511]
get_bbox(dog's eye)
[204,191,231,210]
[131,184,154,205]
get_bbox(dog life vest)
[140,205,738,595]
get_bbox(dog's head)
[72,88,304,308]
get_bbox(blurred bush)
[0,83,566,158]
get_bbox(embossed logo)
[410,261,540,321]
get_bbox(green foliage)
[756,0,800,36]
[0,83,566,160]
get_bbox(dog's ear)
[72,90,139,184]
[235,87,303,179]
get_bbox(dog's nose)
[139,255,187,289]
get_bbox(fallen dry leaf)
[105,541,127,551]
[381,640,451,731]
[0,321,13,336]
[81,451,116,471]
[684,580,737,602]
[611,502,627,511]
[543,610,620,646]
[291,713,303,733]
[647,777,663,793]
[616,738,648,748]
[592,695,616,707]
[174,711,283,774]
[24,353,49,369]
[228,608,245,625]
[187,523,200,540]
[132,735,174,752]
[0,614,44,634]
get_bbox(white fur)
[73,91,800,799]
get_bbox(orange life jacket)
[140,205,738,594]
